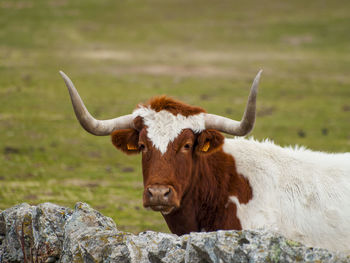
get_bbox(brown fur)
[112,126,253,235]
[196,129,225,155]
[141,96,206,117]
[163,141,251,235]
[133,116,144,131]
[111,129,140,155]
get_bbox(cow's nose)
[147,186,172,202]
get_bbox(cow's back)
[223,138,350,252]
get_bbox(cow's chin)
[148,205,176,215]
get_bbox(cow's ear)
[111,129,140,155]
[195,129,224,155]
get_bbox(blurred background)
[0,0,349,233]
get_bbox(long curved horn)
[60,71,134,136]
[204,70,262,136]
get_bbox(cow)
[60,70,350,253]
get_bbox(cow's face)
[139,128,196,214]
[111,109,225,215]
[61,71,260,213]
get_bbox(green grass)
[0,0,350,233]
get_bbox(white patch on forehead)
[133,106,205,154]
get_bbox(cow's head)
[60,70,262,215]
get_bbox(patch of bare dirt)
[121,166,135,173]
[23,194,38,200]
[77,48,318,77]
[281,35,314,46]
[342,105,350,112]
[257,106,276,117]
[82,51,133,60]
[110,65,235,77]
[61,178,108,188]
[80,49,312,63]
[0,1,33,9]
[49,0,67,7]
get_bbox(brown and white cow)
[60,71,350,253]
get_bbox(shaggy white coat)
[225,138,350,253]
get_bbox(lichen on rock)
[0,203,72,262]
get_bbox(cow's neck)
[163,149,252,235]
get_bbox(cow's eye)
[183,143,192,150]
[139,143,146,152]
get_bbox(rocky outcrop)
[0,202,348,262]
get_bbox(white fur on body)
[224,138,350,253]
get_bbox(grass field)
[0,0,350,233]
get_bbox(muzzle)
[143,185,179,215]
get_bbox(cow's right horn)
[60,71,134,136]
[204,70,262,136]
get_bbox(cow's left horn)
[204,70,262,136]
[60,71,134,136]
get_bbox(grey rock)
[0,203,72,262]
[60,202,127,262]
[0,202,349,263]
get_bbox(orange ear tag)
[127,144,138,150]
[201,141,210,152]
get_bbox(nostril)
[164,188,171,197]
[146,186,172,200]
